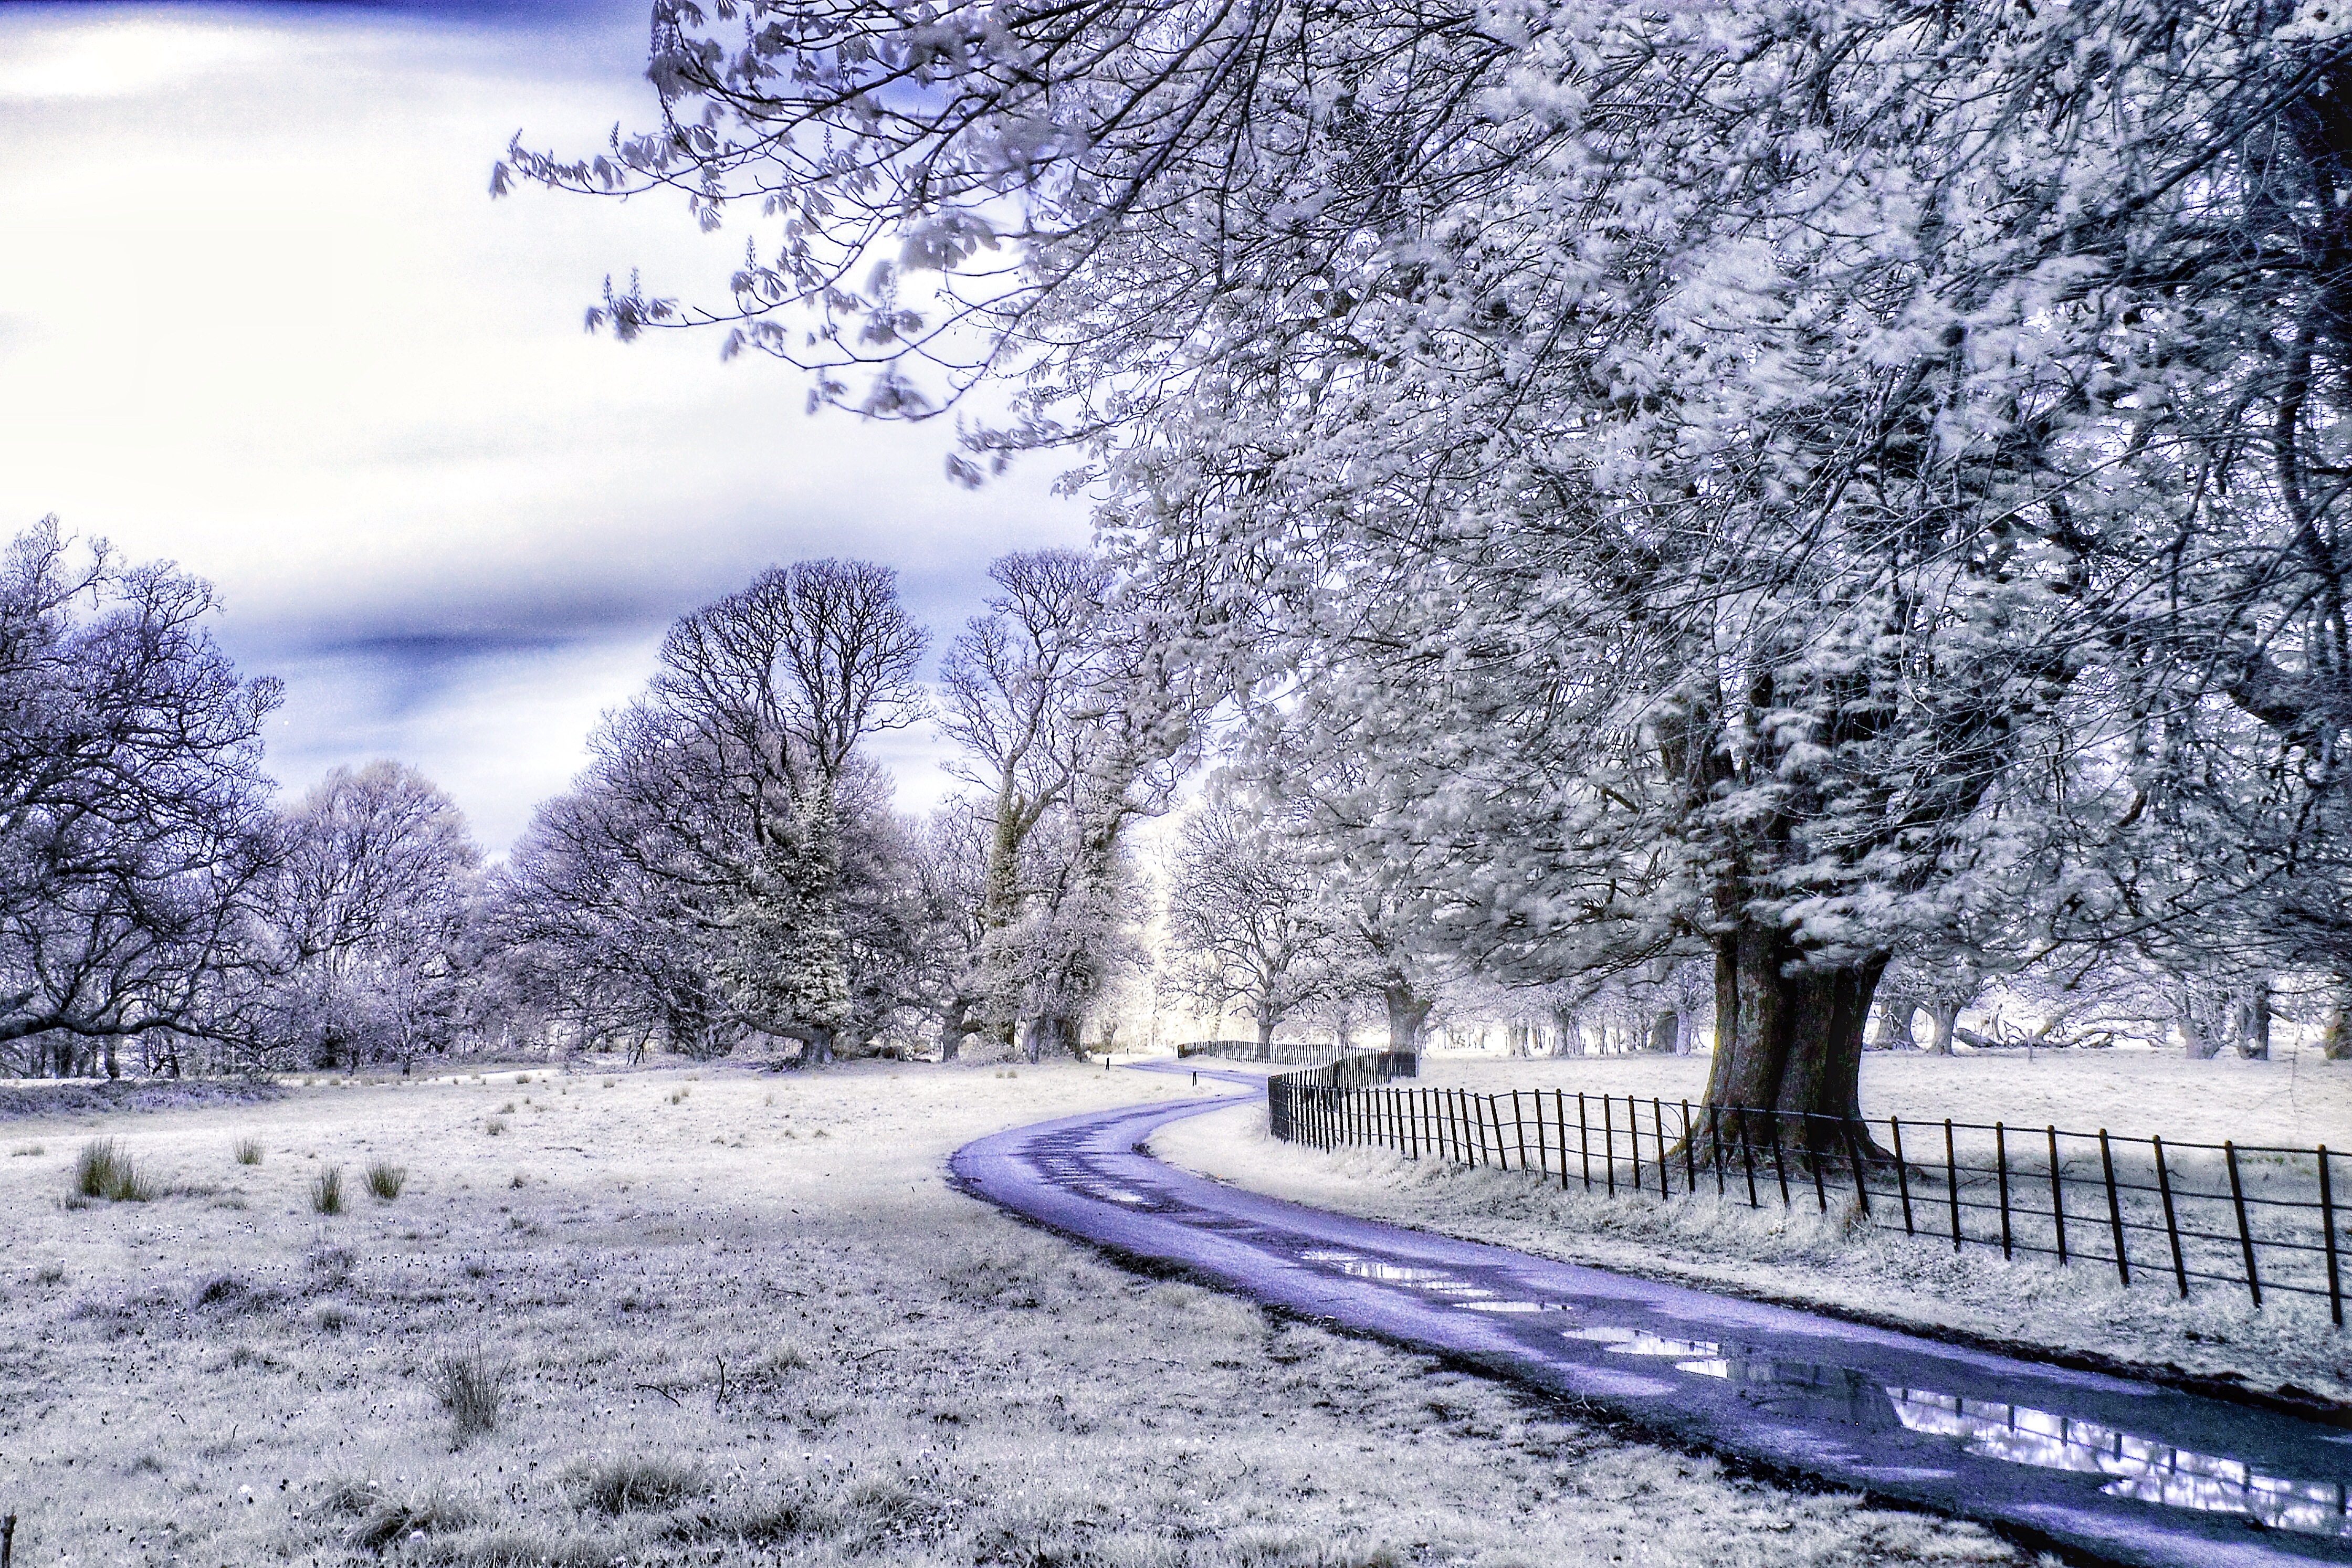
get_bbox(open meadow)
[0,1061,2036,1568]
[1156,1048,2352,1410]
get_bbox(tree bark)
[1925,1003,1959,1056]
[1699,922,1888,1153]
[1382,981,1431,1054]
[2233,980,2272,1060]
[1645,1012,1677,1054]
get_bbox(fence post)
[1891,1117,1915,1235]
[1841,1119,1871,1216]
[2319,1145,2343,1329]
[1578,1093,1592,1190]
[2098,1130,2130,1286]
[1516,1090,1530,1172]
[1946,1120,1963,1253]
[2152,1134,2188,1299]
[1739,1109,1760,1208]
[1768,1114,1792,1207]
[2224,1141,2262,1309]
[1629,1097,1644,1194]
[1603,1095,1617,1196]
[1996,1122,2013,1260]
[2046,1126,2068,1266]
[1483,1095,1502,1169]
[1556,1089,1570,1191]
[1807,1116,1830,1214]
[1682,1099,1698,1194]
[1653,1097,1671,1198]
[1709,1103,1727,1198]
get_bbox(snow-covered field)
[0,1062,2029,1567]
[1154,1049,2352,1411]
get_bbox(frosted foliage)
[511,4,2352,1051]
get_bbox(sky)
[0,0,1090,853]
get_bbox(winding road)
[948,1062,2352,1568]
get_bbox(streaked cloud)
[0,0,1087,850]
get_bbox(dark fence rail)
[1264,1078,2346,1325]
[1177,1039,1390,1067]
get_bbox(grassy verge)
[0,1062,2033,1566]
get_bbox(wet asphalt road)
[947,1064,2352,1568]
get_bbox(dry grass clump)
[10,1142,44,1157]
[74,1138,155,1202]
[232,1137,264,1165]
[308,1164,346,1215]
[565,1454,705,1516]
[324,1479,481,1551]
[364,1160,406,1200]
[484,1117,507,1136]
[433,1346,512,1440]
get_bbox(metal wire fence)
[1266,1074,2347,1325]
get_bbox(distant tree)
[500,559,928,1064]
[1165,790,1343,1047]
[255,761,481,1068]
[0,522,280,1077]
[935,551,1194,1059]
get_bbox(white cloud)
[0,1,1089,851]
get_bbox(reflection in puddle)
[1299,1250,1493,1299]
[1566,1327,1720,1358]
[1889,1390,2352,1540]
[1676,1356,1908,1430]
[1460,1300,1570,1313]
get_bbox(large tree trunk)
[1924,1003,1959,1056]
[1699,922,1888,1155]
[1254,1010,1276,1049]
[2231,980,2272,1060]
[1382,981,1431,1054]
[1645,1012,1677,1054]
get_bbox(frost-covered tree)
[512,0,2352,1128]
[1165,790,1346,1046]
[933,551,1194,1058]
[0,522,280,1076]
[501,560,927,1062]
[255,761,481,1068]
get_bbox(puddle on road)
[1889,1388,2352,1539]
[1567,1327,1720,1358]
[1659,1355,2352,1538]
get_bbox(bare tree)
[255,761,481,1068]
[935,552,1195,1058]
[1165,790,1342,1047]
[0,522,280,1076]
[500,560,928,1064]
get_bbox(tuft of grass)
[10,1142,44,1157]
[601,1078,616,1088]
[566,1454,705,1516]
[514,1072,531,1085]
[497,1100,517,1114]
[669,1087,689,1104]
[33,1262,65,1286]
[432,1346,511,1440]
[364,1161,406,1201]
[508,1172,528,1189]
[484,1117,507,1136]
[308,1164,346,1215]
[232,1137,264,1165]
[75,1138,155,1202]
[758,1340,810,1375]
